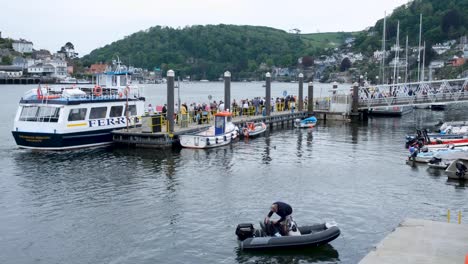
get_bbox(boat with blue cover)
[12,61,145,150]
[294,116,317,128]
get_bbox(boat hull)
[12,129,117,150]
[240,223,340,250]
[243,123,267,137]
[179,129,238,149]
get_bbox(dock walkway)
[359,218,468,264]
[112,111,310,148]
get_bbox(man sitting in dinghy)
[264,201,295,236]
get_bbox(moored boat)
[294,116,317,128]
[12,62,145,150]
[242,122,267,137]
[178,111,239,148]
[446,158,468,180]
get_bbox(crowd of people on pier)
[145,95,313,126]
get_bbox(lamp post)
[376,76,379,85]
[265,72,271,116]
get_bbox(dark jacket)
[267,201,293,223]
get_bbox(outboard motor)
[455,161,467,179]
[235,223,255,241]
[429,156,442,164]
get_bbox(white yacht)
[12,65,145,150]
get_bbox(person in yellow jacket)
[180,103,188,127]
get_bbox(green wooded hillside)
[81,25,354,80]
[354,0,468,54]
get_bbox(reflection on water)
[235,244,339,264]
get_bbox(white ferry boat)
[12,67,145,150]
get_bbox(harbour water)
[1,83,468,264]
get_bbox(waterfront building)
[12,39,33,53]
[0,65,23,77]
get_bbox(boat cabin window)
[68,108,87,121]
[215,116,225,129]
[110,106,123,117]
[20,106,60,122]
[125,105,137,116]
[89,107,108,119]
[120,76,127,86]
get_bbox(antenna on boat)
[417,13,422,82]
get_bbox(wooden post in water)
[298,73,303,111]
[167,70,175,133]
[265,72,271,116]
[352,82,359,114]
[224,71,231,113]
[307,82,314,115]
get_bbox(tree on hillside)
[59,42,78,59]
[340,57,352,72]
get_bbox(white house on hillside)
[27,57,67,79]
[12,39,33,53]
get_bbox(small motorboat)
[235,221,340,250]
[408,146,468,163]
[242,122,267,138]
[294,116,317,128]
[446,158,468,180]
[179,111,239,148]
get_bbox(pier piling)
[352,82,359,114]
[265,72,271,116]
[298,73,303,112]
[224,71,231,112]
[167,70,175,133]
[308,82,314,115]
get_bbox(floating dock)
[112,111,309,148]
[359,218,468,264]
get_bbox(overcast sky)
[1,0,408,56]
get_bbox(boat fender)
[206,138,210,145]
[224,135,227,141]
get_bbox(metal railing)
[359,78,468,109]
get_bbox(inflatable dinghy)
[235,221,340,250]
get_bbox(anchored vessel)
[294,116,317,128]
[179,111,239,148]
[12,68,145,150]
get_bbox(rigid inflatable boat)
[235,221,340,250]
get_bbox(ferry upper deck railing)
[358,78,468,109]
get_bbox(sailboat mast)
[381,12,386,85]
[421,41,426,82]
[393,21,400,85]
[417,14,422,82]
[405,35,409,83]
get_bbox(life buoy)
[93,85,102,96]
